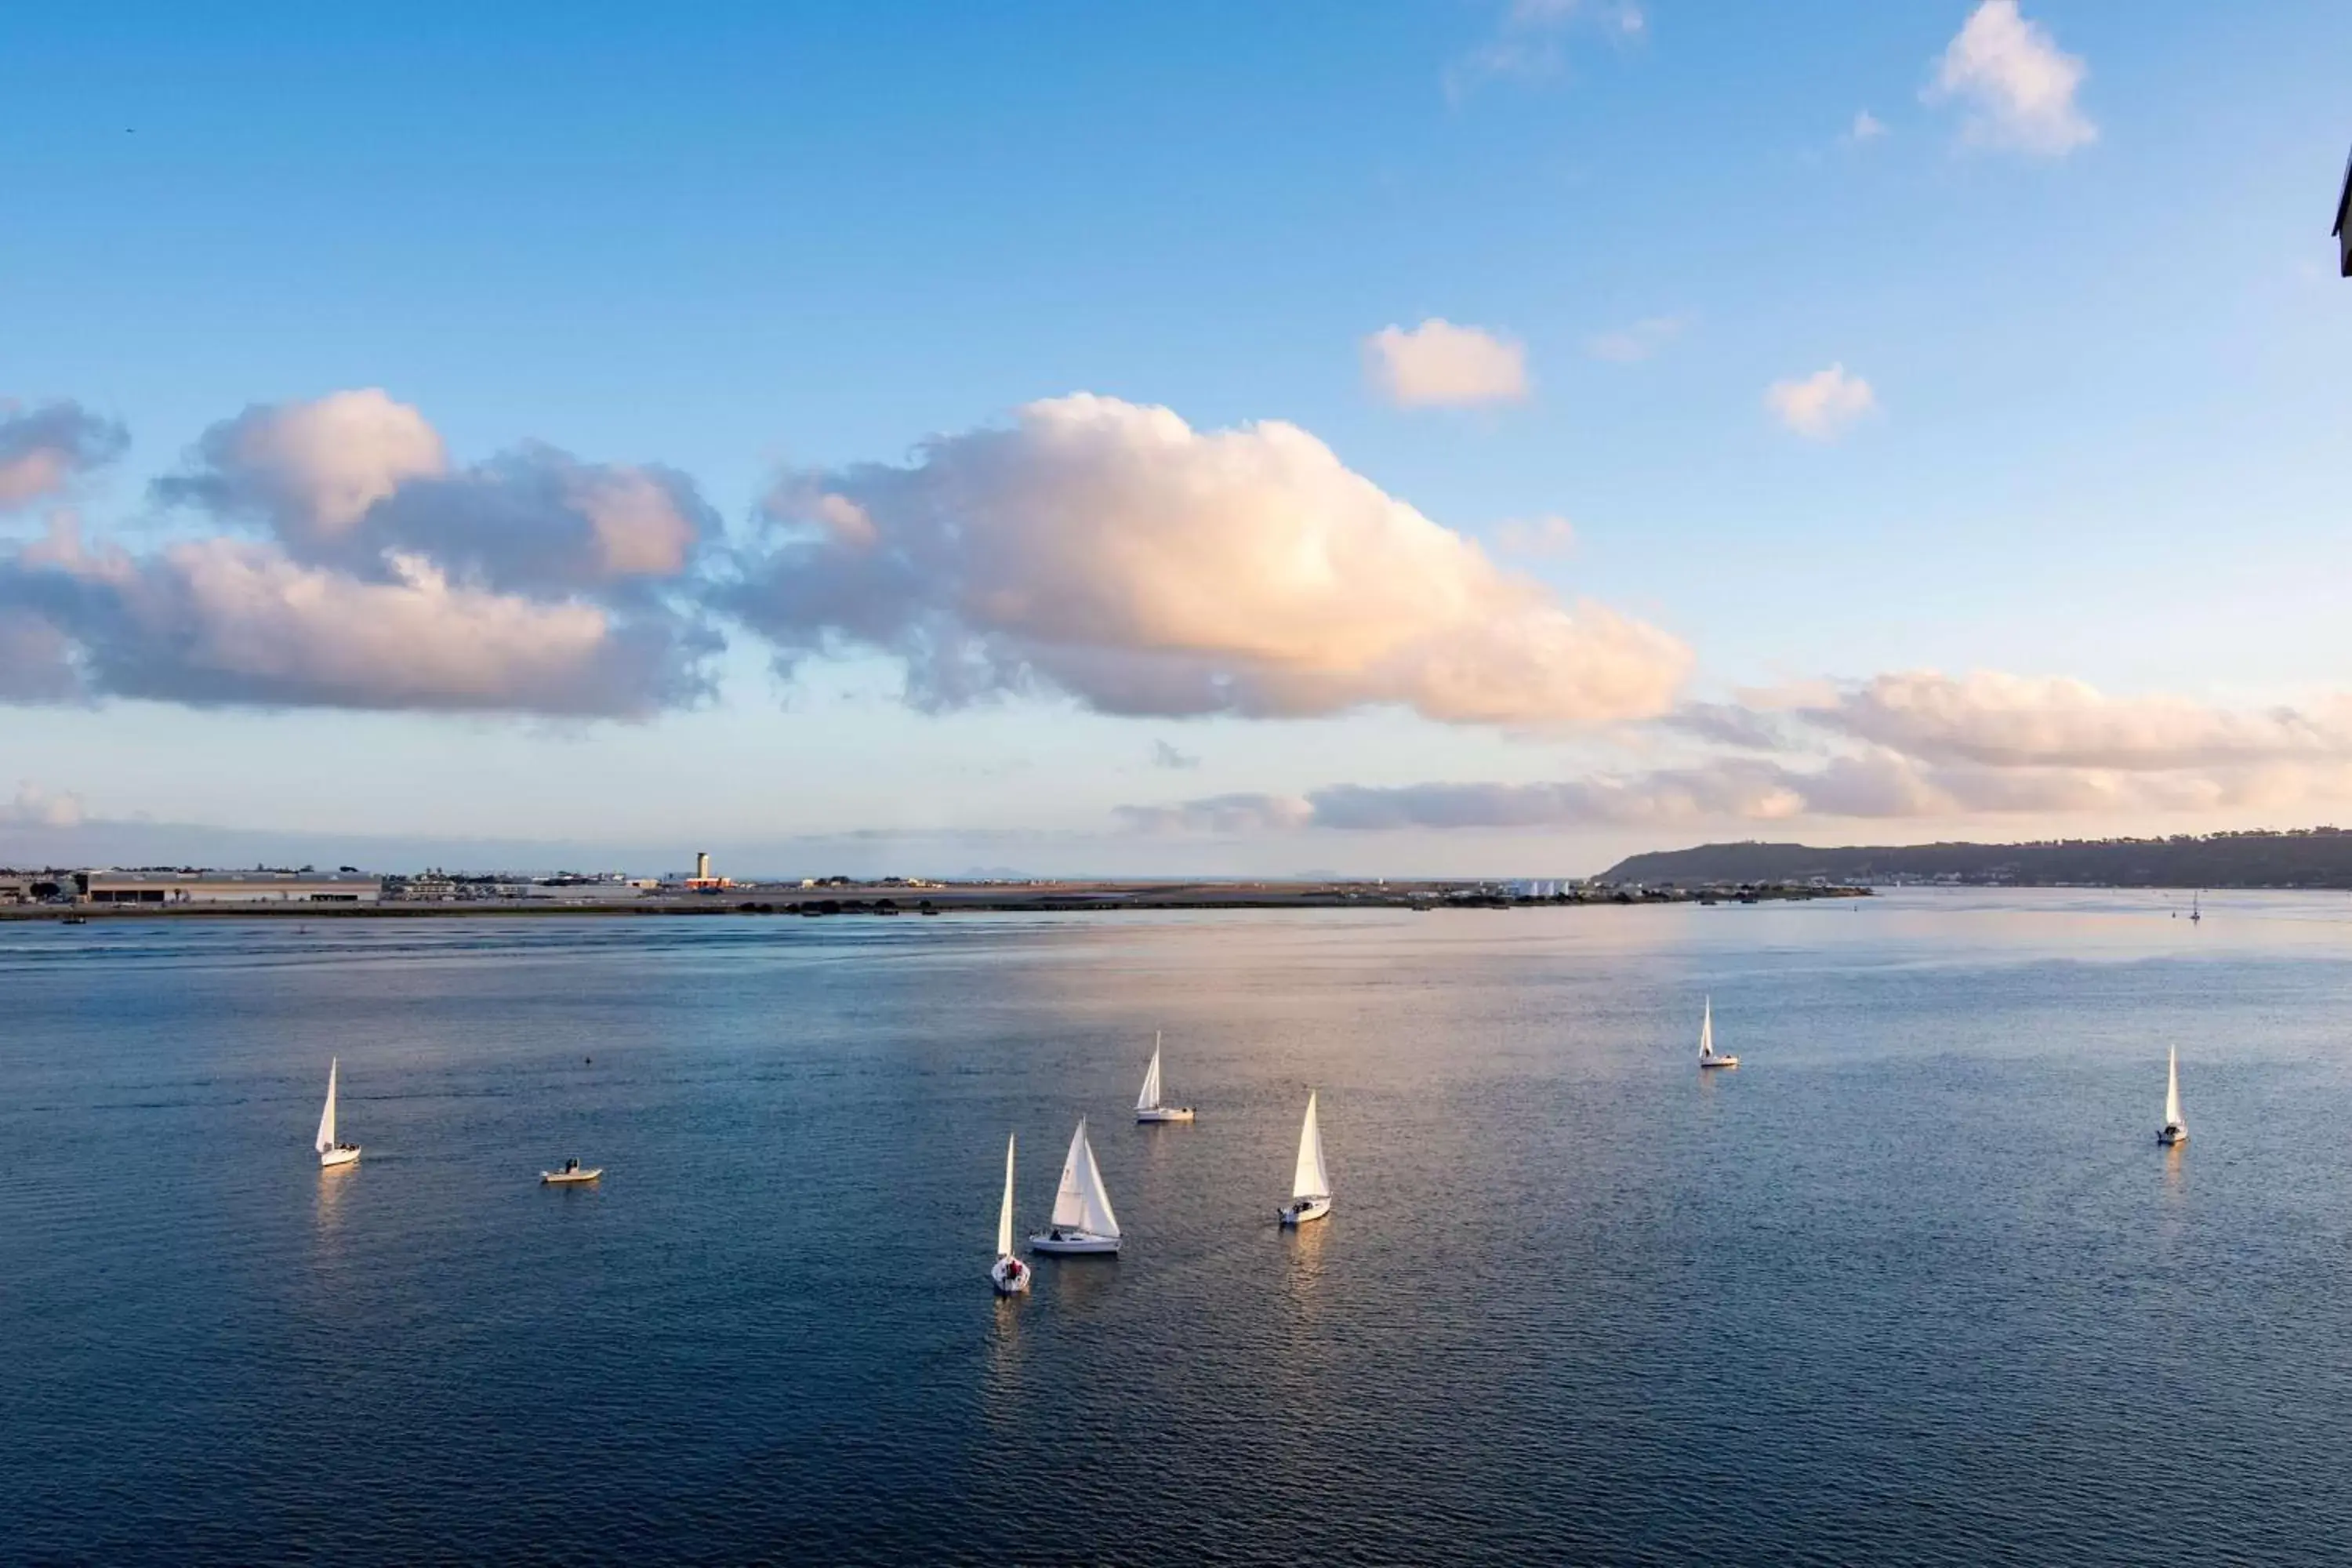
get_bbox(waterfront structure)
[79,869,383,906]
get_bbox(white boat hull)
[1135,1107,1196,1123]
[1029,1229,1120,1255]
[318,1145,361,1168]
[1279,1196,1331,1226]
[541,1168,603,1185]
[992,1254,1032,1294]
[1699,1055,1739,1069]
[2158,1124,2188,1146]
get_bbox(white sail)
[1700,997,1715,1061]
[1136,1036,1163,1112]
[315,1058,338,1154]
[2165,1047,2183,1130]
[1291,1091,1329,1200]
[1073,1125,1120,1237]
[1051,1120,1121,1236]
[996,1134,1016,1257]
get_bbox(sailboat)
[1029,1120,1121,1255]
[2158,1047,2189,1145]
[2189,891,2202,925]
[1279,1091,1332,1225]
[1134,1033,1196,1123]
[315,1058,361,1168]
[991,1134,1031,1292]
[1697,996,1738,1069]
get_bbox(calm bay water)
[5,891,2352,1563]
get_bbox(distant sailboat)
[1279,1091,1332,1226]
[2158,1047,2189,1145]
[1134,1033,1196,1123]
[992,1134,1030,1292]
[1029,1120,1121,1255]
[2190,891,2202,925]
[1697,996,1738,1069]
[315,1058,361,1168]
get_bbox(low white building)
[79,870,383,906]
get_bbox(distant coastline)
[0,878,1868,920]
[1604,828,2352,891]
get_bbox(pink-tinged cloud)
[1764,364,1877,440]
[1121,670,2352,833]
[156,390,711,593]
[0,521,710,717]
[1363,320,1531,407]
[0,780,85,829]
[1926,1,2095,157]
[0,401,129,508]
[1802,670,2352,770]
[730,394,1688,726]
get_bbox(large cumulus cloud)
[722,394,1690,726]
[0,390,718,717]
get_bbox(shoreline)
[0,882,1872,920]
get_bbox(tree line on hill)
[1600,828,2352,889]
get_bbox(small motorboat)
[541,1157,604,1185]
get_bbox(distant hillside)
[1600,829,2352,889]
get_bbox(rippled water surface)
[7,891,2352,1563]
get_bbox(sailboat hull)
[1279,1196,1331,1226]
[318,1145,361,1168]
[1135,1107,1196,1123]
[1699,1055,1739,1069]
[1028,1229,1120,1255]
[2158,1125,2188,1145]
[992,1254,1032,1293]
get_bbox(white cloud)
[1764,363,1878,440]
[157,391,710,592]
[1926,1,2095,157]
[1493,515,1578,558]
[1447,0,1646,98]
[160,389,448,540]
[728,394,1689,728]
[1847,109,1887,145]
[1802,670,2352,771]
[1121,670,2352,834]
[1,780,85,829]
[0,401,128,508]
[0,521,706,717]
[1585,314,1688,364]
[2,390,724,719]
[1149,739,1200,771]
[1365,319,1532,408]
[1116,793,1316,834]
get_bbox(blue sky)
[4,2,2351,876]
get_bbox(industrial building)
[77,870,383,906]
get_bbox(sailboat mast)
[997,1134,1016,1257]
[316,1058,338,1153]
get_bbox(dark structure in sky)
[2336,144,2352,276]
